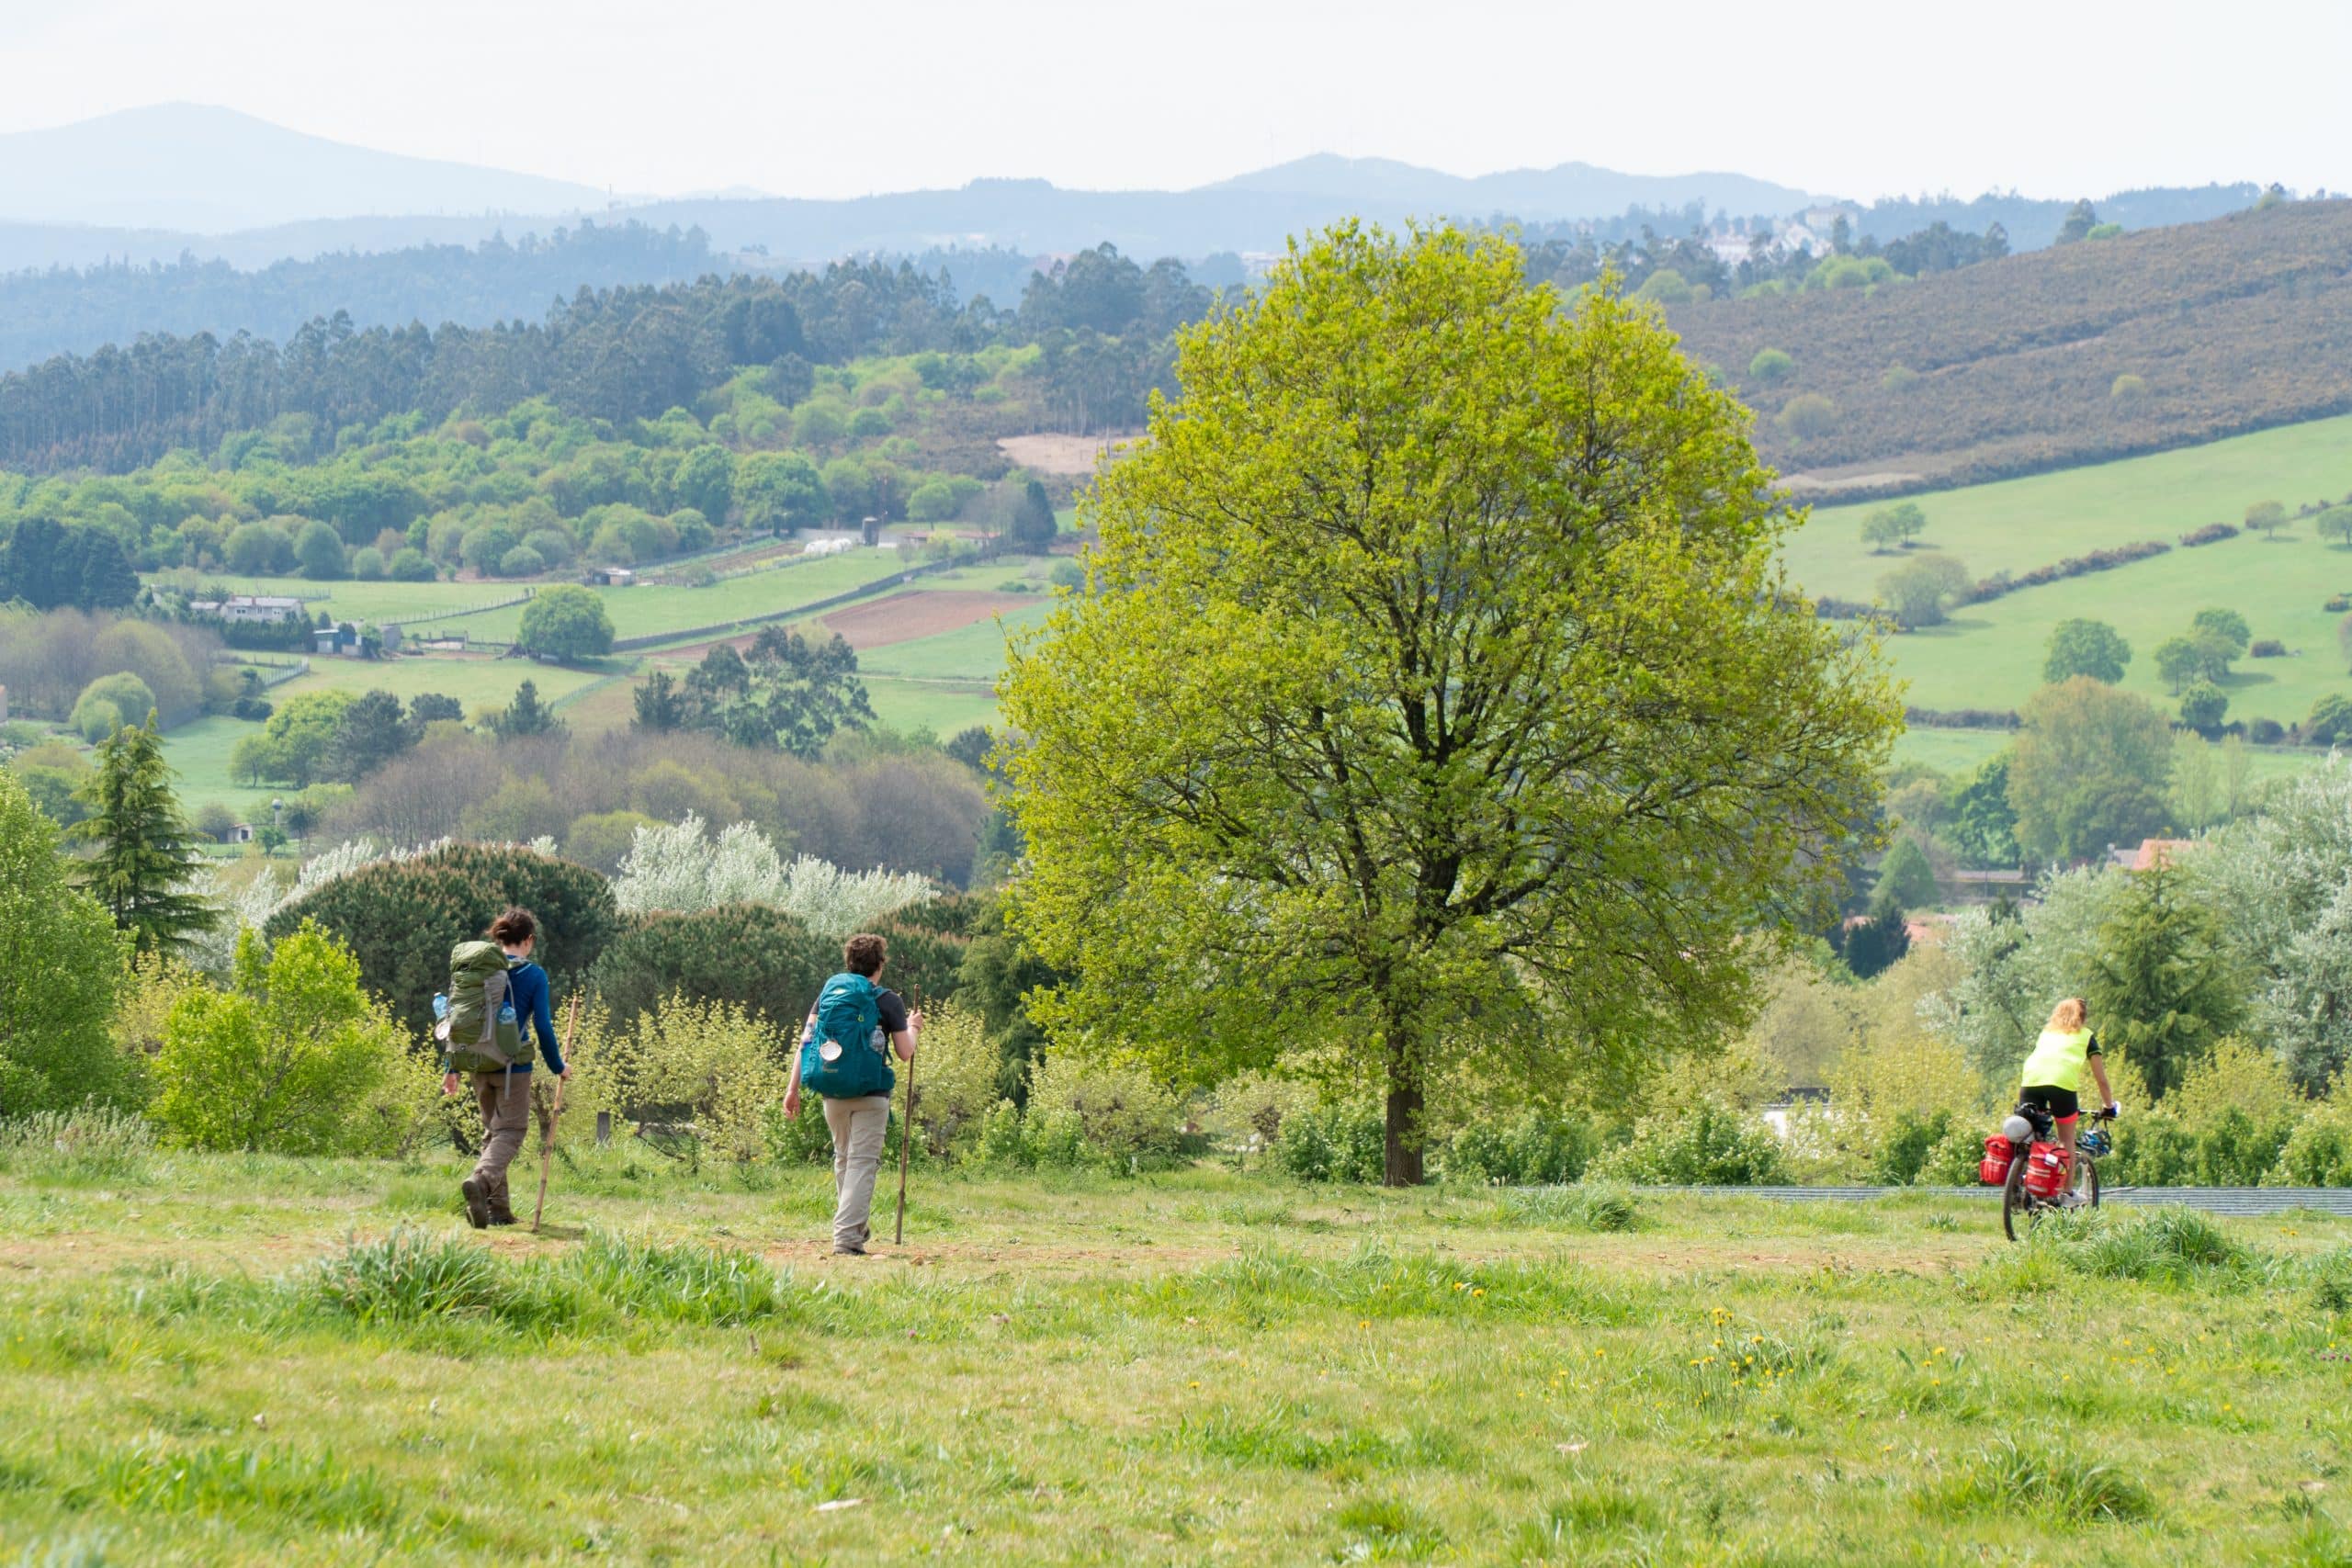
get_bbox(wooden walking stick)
[893,987,920,1245]
[532,995,581,1234]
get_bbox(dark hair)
[843,932,887,976]
[489,907,537,947]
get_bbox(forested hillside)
[1671,198,2352,491]
[0,244,1214,474]
[0,223,718,370]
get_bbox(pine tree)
[2086,863,2245,1100]
[490,679,564,741]
[69,712,216,956]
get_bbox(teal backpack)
[799,972,895,1099]
[437,941,526,1074]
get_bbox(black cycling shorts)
[2019,1084,2080,1122]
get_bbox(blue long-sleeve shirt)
[503,959,564,1074]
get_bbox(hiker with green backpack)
[782,932,922,1255]
[436,907,568,1229]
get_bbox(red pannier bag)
[2020,1141,2072,1200]
[1978,1134,2015,1186]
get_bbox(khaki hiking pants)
[822,1094,891,1252]
[471,1070,533,1220]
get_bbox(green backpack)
[438,941,526,1074]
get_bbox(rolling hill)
[1669,198,2352,495]
[0,105,612,232]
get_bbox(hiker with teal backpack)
[783,932,922,1255]
[436,907,568,1229]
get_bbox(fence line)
[607,557,968,653]
[1634,1185,2352,1215]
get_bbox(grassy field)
[2,1144,2348,1564]
[411,552,917,645]
[1789,414,2352,729]
[146,577,531,627]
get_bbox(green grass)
[2,1150,2348,1563]
[1791,411,2352,602]
[862,677,1002,738]
[143,575,530,627]
[856,602,1054,680]
[1785,413,2352,731]
[417,552,915,645]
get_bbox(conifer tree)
[2086,863,2245,1100]
[69,711,216,956]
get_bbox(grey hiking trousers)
[470,1069,532,1220]
[822,1094,891,1252]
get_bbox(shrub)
[0,769,132,1111]
[903,1002,1000,1154]
[2250,717,2287,745]
[2109,373,2148,404]
[350,547,386,581]
[1776,393,1838,441]
[571,995,790,1163]
[1747,347,1794,383]
[2109,1041,2301,1184]
[1025,1049,1181,1162]
[388,547,435,581]
[2250,638,2286,658]
[1881,365,1920,393]
[516,583,615,661]
[2178,681,2229,733]
[498,545,547,578]
[1497,1182,1638,1231]
[1276,1100,1385,1183]
[2179,522,2239,547]
[1443,1109,1600,1186]
[152,924,426,1155]
[266,841,618,1034]
[2311,694,2352,747]
[72,671,157,741]
[1589,1101,1789,1185]
[2271,1095,2352,1186]
[589,903,831,1030]
[611,814,931,935]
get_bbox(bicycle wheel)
[2074,1156,2100,1211]
[2001,1157,2030,1242]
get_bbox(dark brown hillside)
[1668,199,2352,495]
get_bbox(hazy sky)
[3,0,2345,202]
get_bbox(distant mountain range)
[0,105,614,232]
[0,105,2267,280]
[0,105,1826,271]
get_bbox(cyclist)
[2018,997,2120,1197]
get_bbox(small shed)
[584,567,636,587]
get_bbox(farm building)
[583,567,636,587]
[188,594,305,624]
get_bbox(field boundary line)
[1632,1184,2352,1214]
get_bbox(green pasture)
[144,576,529,627]
[1789,411,2352,602]
[1892,724,2329,787]
[413,551,915,645]
[863,676,1001,738]
[3,1146,2349,1564]
[856,602,1055,681]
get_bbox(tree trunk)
[1383,1026,1425,1186]
[1383,1079,1425,1187]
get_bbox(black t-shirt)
[875,988,910,1038]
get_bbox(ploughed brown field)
[820,590,1035,649]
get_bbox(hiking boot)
[833,1244,867,1257]
[489,1213,519,1227]
[460,1178,491,1229]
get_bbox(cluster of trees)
[1673,198,2352,489]
[0,513,138,608]
[312,721,991,887]
[1859,501,1928,552]
[0,243,1231,476]
[0,609,228,729]
[631,625,873,760]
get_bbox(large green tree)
[516,584,616,662]
[2007,678,2173,863]
[2086,863,2245,1100]
[0,767,130,1111]
[2042,617,2132,684]
[1000,225,1900,1184]
[69,714,216,957]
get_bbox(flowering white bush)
[612,813,931,935]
